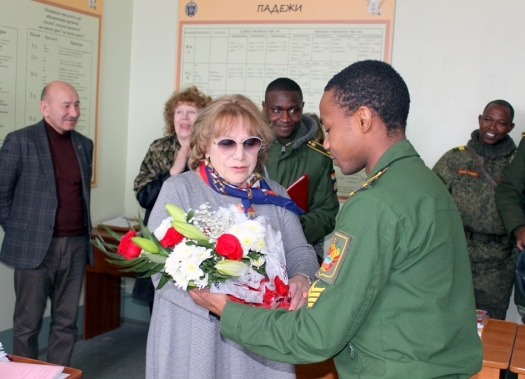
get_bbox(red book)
[287,174,308,212]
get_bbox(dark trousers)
[13,236,87,366]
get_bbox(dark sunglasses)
[213,136,263,155]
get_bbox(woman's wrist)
[293,272,312,286]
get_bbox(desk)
[84,228,133,340]
[10,355,82,378]
[471,319,517,379]
[511,324,525,378]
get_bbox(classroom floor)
[39,321,148,379]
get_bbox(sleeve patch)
[316,231,352,285]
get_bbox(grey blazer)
[0,120,94,269]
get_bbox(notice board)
[176,0,396,199]
[0,0,103,184]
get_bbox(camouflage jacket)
[433,130,516,237]
[134,135,186,222]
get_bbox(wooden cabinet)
[83,228,134,340]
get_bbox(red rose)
[117,230,142,259]
[160,227,184,248]
[215,233,243,260]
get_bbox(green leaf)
[186,209,195,222]
[105,258,138,267]
[99,225,125,241]
[142,251,167,264]
[92,237,118,254]
[138,264,165,278]
[155,274,170,290]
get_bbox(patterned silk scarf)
[199,162,305,215]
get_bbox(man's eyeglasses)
[213,136,263,155]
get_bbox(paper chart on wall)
[176,0,396,200]
[179,22,388,113]
[0,0,103,184]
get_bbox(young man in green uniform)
[190,60,482,377]
[262,78,339,260]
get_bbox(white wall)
[1,0,524,333]
[392,1,525,166]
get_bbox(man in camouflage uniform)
[433,100,516,319]
[496,133,525,322]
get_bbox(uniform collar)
[368,139,419,178]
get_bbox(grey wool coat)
[145,171,319,379]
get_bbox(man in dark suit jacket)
[0,80,93,366]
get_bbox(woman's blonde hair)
[188,94,273,173]
[163,86,212,135]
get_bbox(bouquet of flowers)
[93,203,290,308]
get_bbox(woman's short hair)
[188,94,273,173]
[163,86,212,135]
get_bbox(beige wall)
[0,0,134,332]
[1,0,525,333]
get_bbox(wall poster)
[0,0,103,184]
[176,0,396,200]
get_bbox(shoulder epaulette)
[349,166,389,197]
[307,140,330,158]
[453,145,467,151]
[522,131,525,138]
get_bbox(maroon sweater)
[45,122,86,237]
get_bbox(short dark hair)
[484,100,514,122]
[265,77,303,100]
[324,60,410,134]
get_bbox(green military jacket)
[265,115,339,245]
[496,135,525,239]
[221,140,482,378]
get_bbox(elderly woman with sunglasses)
[145,94,319,379]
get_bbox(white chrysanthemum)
[243,220,265,236]
[237,230,255,251]
[179,257,205,281]
[170,241,199,261]
[251,256,265,268]
[192,246,212,263]
[153,216,174,240]
[252,238,265,252]
[193,273,209,289]
[170,271,190,290]
[164,254,182,283]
